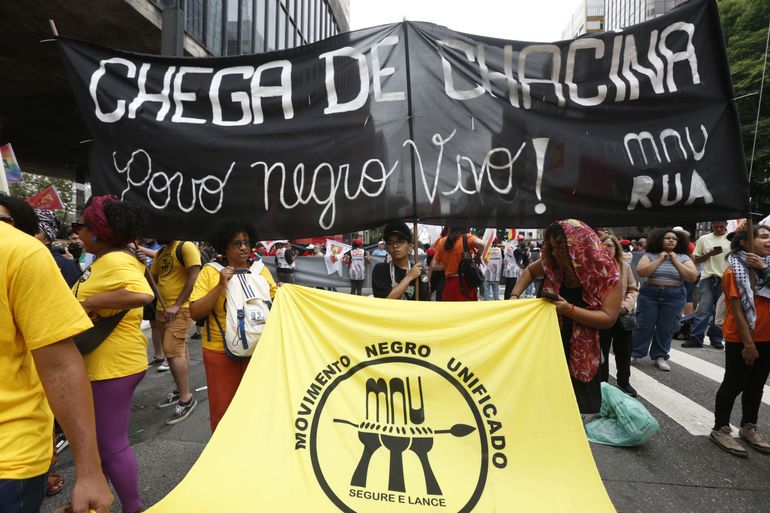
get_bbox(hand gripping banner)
[57,0,747,240]
[145,285,615,513]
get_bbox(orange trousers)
[202,348,250,432]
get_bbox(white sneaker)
[654,357,670,371]
[157,359,170,372]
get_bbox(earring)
[91,236,98,243]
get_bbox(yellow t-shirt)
[0,223,93,479]
[190,263,277,352]
[73,251,153,381]
[151,241,201,310]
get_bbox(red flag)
[27,185,64,210]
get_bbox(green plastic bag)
[585,382,659,447]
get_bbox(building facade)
[562,0,605,39]
[181,0,350,57]
[0,0,351,182]
[604,0,688,31]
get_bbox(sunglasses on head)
[0,215,13,224]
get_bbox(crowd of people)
[2,190,770,513]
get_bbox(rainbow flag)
[1,143,22,183]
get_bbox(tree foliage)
[719,0,770,214]
[8,172,75,218]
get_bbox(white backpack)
[207,260,272,358]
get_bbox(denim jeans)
[632,285,686,360]
[482,281,500,300]
[689,276,723,345]
[0,474,46,513]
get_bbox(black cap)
[383,221,412,242]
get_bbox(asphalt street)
[42,318,770,513]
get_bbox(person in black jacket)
[35,208,81,287]
[372,221,429,301]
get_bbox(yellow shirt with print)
[190,263,277,352]
[151,241,201,310]
[73,251,153,381]
[0,223,93,479]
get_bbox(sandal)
[47,472,65,496]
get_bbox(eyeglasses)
[0,215,13,224]
[386,239,408,248]
[71,222,86,232]
[229,240,250,248]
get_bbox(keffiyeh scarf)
[34,208,58,242]
[543,219,620,382]
[728,251,770,331]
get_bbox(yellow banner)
[148,285,615,512]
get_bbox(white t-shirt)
[693,233,730,278]
[349,248,366,281]
[484,247,503,282]
[502,242,519,278]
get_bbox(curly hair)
[0,193,39,236]
[645,227,690,254]
[208,218,258,255]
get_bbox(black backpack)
[459,235,484,289]
[173,241,208,266]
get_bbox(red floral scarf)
[543,219,619,382]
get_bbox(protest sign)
[325,239,353,275]
[58,0,746,240]
[146,285,614,513]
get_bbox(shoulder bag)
[459,235,485,289]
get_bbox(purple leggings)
[91,371,145,513]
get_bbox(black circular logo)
[309,356,488,512]
[157,251,173,277]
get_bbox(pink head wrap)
[83,195,133,246]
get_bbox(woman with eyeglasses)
[71,195,153,513]
[632,228,697,371]
[189,219,276,432]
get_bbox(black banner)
[58,0,748,240]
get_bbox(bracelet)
[511,294,519,298]
[568,303,576,316]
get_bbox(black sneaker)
[710,341,725,350]
[619,383,638,398]
[191,333,202,340]
[157,390,180,408]
[681,339,703,348]
[166,398,197,425]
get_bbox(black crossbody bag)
[459,235,485,291]
[72,264,128,355]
